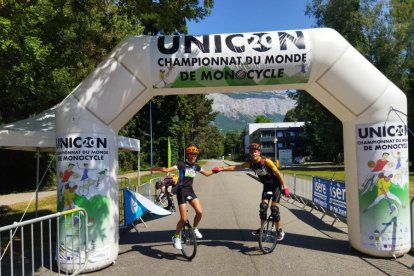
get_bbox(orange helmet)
[185,144,200,155]
[248,143,261,151]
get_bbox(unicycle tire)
[258,219,277,254]
[180,223,197,260]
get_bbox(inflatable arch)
[55,28,409,272]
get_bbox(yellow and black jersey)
[241,157,280,185]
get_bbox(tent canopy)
[0,106,140,152]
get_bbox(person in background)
[155,173,178,213]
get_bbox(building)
[245,122,306,165]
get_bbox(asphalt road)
[87,160,414,276]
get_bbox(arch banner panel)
[150,31,312,89]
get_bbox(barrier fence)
[282,172,347,224]
[0,208,88,276]
[0,175,158,276]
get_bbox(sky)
[187,0,315,35]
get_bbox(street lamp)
[149,101,153,168]
[274,137,278,163]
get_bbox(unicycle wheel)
[180,223,197,260]
[258,219,277,254]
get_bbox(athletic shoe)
[172,236,182,250]
[193,228,203,239]
[251,228,260,237]
[277,229,285,241]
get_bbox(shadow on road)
[119,227,358,258]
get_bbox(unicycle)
[180,219,197,260]
[258,215,277,254]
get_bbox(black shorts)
[261,182,281,203]
[175,186,197,205]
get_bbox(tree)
[0,1,143,124]
[118,0,214,35]
[223,129,246,160]
[254,115,273,123]
[197,125,223,159]
[289,90,343,161]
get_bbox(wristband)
[283,187,290,197]
[212,167,221,173]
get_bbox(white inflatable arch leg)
[55,28,409,271]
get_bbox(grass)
[0,195,57,227]
[282,168,345,181]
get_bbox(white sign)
[279,149,292,166]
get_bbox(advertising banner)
[312,177,329,209]
[356,122,410,252]
[150,30,312,88]
[312,177,347,218]
[56,133,111,264]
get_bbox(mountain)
[207,90,296,133]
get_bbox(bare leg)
[175,203,187,235]
[189,198,203,228]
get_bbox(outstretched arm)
[151,166,176,173]
[199,164,246,176]
[199,169,217,177]
[219,165,243,171]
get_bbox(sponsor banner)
[56,133,111,263]
[356,122,410,252]
[151,30,311,88]
[312,177,347,218]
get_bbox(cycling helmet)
[155,181,162,190]
[248,143,261,151]
[185,144,200,155]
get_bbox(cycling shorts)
[261,182,282,203]
[176,186,197,205]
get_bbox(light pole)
[149,102,153,168]
[274,137,278,163]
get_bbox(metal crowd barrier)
[0,208,88,276]
[283,172,347,224]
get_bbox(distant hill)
[207,90,296,133]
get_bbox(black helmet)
[155,181,162,189]
[248,143,261,150]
